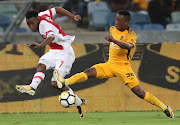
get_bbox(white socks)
[68,88,82,106]
[30,72,45,89]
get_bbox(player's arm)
[54,7,81,22]
[105,35,134,49]
[28,34,55,48]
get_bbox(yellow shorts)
[92,62,139,89]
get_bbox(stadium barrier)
[0,43,180,113]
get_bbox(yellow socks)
[144,92,167,111]
[65,72,88,86]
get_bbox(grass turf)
[0,111,180,125]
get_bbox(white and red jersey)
[38,8,75,51]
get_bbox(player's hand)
[104,35,115,42]
[28,42,41,48]
[74,15,81,21]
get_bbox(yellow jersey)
[108,26,137,64]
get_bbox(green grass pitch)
[0,111,180,125]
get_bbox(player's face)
[26,17,39,32]
[115,14,129,31]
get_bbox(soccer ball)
[59,91,76,108]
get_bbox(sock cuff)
[33,72,45,81]
[144,92,150,100]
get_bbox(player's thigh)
[92,63,115,79]
[55,53,75,76]
[115,65,139,89]
[52,54,73,81]
[39,52,56,70]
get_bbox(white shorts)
[38,48,75,81]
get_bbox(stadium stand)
[92,10,110,31]
[17,27,27,33]
[0,27,3,33]
[143,24,164,31]
[129,24,142,31]
[171,11,180,23]
[0,3,18,20]
[87,1,110,30]
[0,14,11,31]
[107,12,116,29]
[131,13,151,28]
[166,23,180,31]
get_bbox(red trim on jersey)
[39,15,67,36]
[33,76,43,81]
[49,9,53,19]
[49,42,63,50]
[39,14,68,50]
[45,30,53,37]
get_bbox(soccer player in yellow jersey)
[53,10,174,118]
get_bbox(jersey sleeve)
[38,8,56,19]
[109,26,115,35]
[39,21,54,38]
[127,31,137,46]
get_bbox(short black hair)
[26,11,38,19]
[117,10,131,21]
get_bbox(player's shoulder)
[109,26,118,34]
[110,26,116,31]
[127,27,137,36]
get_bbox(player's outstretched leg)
[15,85,35,96]
[130,84,174,118]
[164,105,174,118]
[53,69,88,88]
[16,71,45,96]
[77,99,86,118]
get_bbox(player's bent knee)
[84,67,97,77]
[37,63,46,73]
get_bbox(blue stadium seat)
[166,23,180,31]
[143,24,164,31]
[0,14,11,31]
[87,1,110,17]
[171,11,180,23]
[0,3,18,20]
[92,10,110,30]
[87,1,110,30]
[0,27,3,33]
[107,12,116,29]
[129,24,142,31]
[129,11,136,25]
[132,13,151,28]
[17,27,27,33]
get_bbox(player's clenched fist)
[74,15,81,21]
[28,42,40,48]
[104,35,115,42]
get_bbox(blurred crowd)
[53,0,180,28]
[1,0,180,32]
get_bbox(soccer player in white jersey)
[15,7,86,118]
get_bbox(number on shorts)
[59,61,64,68]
